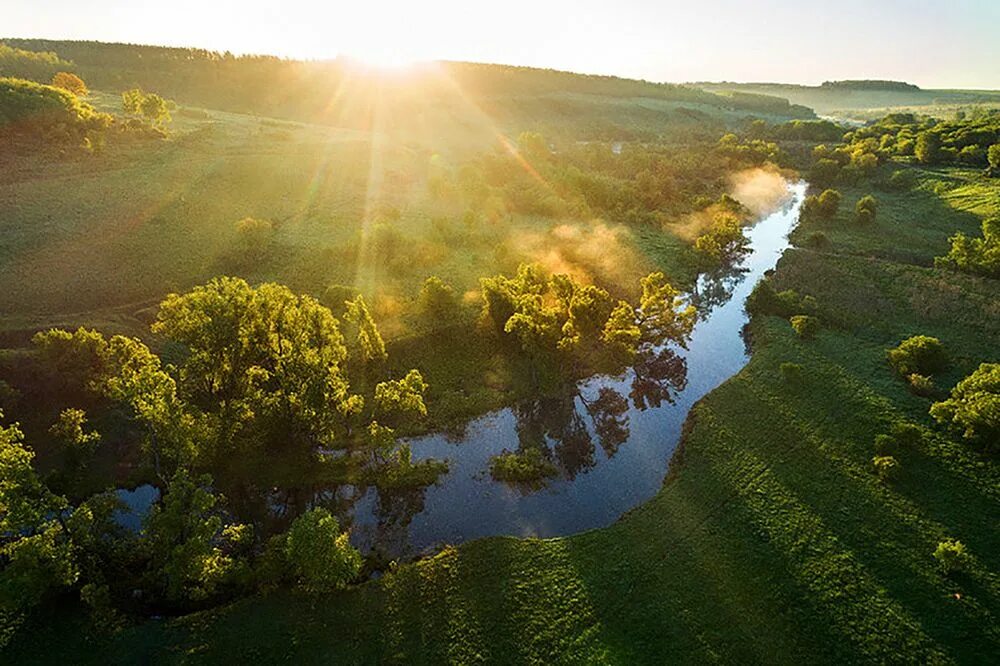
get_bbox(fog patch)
[727,167,791,217]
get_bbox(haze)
[6,0,1000,88]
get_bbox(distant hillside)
[699,80,1000,116]
[0,38,814,144]
[820,80,920,92]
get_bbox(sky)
[4,0,1000,88]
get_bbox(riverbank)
[10,164,999,663]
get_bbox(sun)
[346,46,419,69]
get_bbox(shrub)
[930,363,999,450]
[816,189,841,218]
[0,76,111,146]
[780,362,804,383]
[121,88,172,129]
[933,539,970,574]
[803,231,830,249]
[887,169,916,191]
[886,335,947,377]
[234,217,274,261]
[284,508,361,593]
[50,71,87,96]
[935,217,1000,279]
[789,315,819,339]
[872,455,899,481]
[489,448,558,484]
[854,195,878,224]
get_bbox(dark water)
[116,181,806,559]
[350,180,807,558]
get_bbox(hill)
[699,80,1000,117]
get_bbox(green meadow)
[9,157,999,664]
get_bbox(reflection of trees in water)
[514,396,594,481]
[368,485,427,559]
[630,347,688,410]
[507,344,688,489]
[691,262,750,315]
[586,388,629,457]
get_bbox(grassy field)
[9,163,998,662]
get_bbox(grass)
[8,167,999,661]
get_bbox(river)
[116,180,807,561]
[348,179,807,558]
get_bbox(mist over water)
[350,180,807,559]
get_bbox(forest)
[0,33,998,664]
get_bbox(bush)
[780,362,804,384]
[935,217,1000,279]
[746,282,808,318]
[0,76,111,147]
[234,217,274,261]
[490,448,558,484]
[789,315,819,339]
[816,189,841,218]
[50,72,87,96]
[886,335,947,377]
[872,455,899,481]
[933,539,970,574]
[284,508,361,593]
[854,195,878,224]
[886,169,917,191]
[803,231,830,249]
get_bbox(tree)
[50,71,87,96]
[790,315,819,339]
[886,335,946,377]
[283,508,361,592]
[50,408,101,468]
[143,468,248,602]
[810,159,841,189]
[816,189,841,218]
[344,295,387,367]
[855,195,878,224]
[988,144,1000,177]
[0,413,76,632]
[320,283,360,318]
[121,88,172,128]
[935,217,1000,278]
[373,369,428,427]
[915,131,941,165]
[417,276,460,326]
[929,363,999,450]
[153,278,351,463]
[635,272,696,347]
[694,212,749,269]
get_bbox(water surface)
[350,180,807,557]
